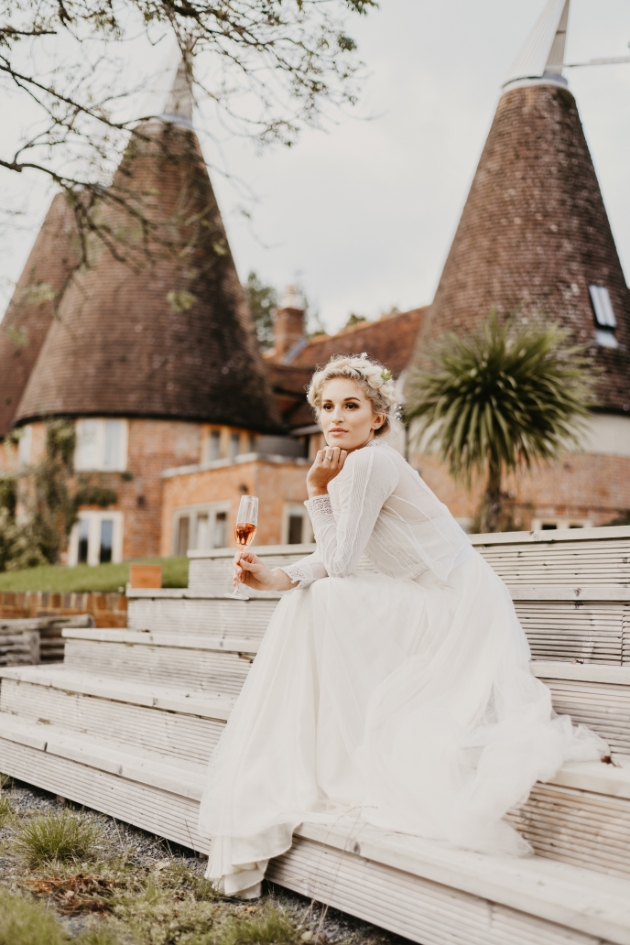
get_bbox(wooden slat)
[0,679,220,764]
[63,639,252,695]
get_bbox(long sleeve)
[305,446,398,579]
[279,550,328,591]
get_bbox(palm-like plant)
[405,313,595,533]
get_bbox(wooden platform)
[3,527,630,944]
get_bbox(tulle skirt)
[198,550,605,897]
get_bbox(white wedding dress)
[198,440,605,897]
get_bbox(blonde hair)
[307,354,399,437]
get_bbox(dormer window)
[589,285,619,348]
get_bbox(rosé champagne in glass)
[226,495,258,600]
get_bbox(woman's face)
[319,377,385,452]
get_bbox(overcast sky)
[1,0,629,334]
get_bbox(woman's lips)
[329,429,347,435]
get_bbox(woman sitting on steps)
[198,354,606,898]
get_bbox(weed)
[25,873,116,915]
[74,927,121,945]
[0,773,11,790]
[0,794,12,827]
[14,809,102,867]
[220,902,298,945]
[0,886,68,945]
[74,928,121,945]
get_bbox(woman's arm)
[306,447,398,578]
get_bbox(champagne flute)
[225,495,258,600]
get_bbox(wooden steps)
[62,628,257,695]
[1,713,630,943]
[127,591,279,640]
[0,667,231,763]
[3,529,630,944]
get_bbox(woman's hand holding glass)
[232,552,294,593]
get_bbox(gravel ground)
[0,777,412,945]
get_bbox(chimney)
[274,285,306,362]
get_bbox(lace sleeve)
[279,551,328,590]
[305,447,398,579]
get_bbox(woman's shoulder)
[347,440,399,480]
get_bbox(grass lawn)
[0,557,189,593]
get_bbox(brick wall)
[0,591,127,628]
[161,457,310,554]
[411,449,630,530]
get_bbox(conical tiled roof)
[416,6,630,414]
[0,194,78,437]
[16,66,281,433]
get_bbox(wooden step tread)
[0,715,205,798]
[290,820,630,945]
[61,628,260,653]
[0,666,234,720]
[128,588,283,600]
[532,662,630,685]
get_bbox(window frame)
[68,510,124,566]
[282,503,314,545]
[172,502,232,555]
[589,285,619,348]
[75,418,128,472]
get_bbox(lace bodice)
[281,441,472,590]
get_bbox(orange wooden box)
[128,564,162,589]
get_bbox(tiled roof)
[0,195,79,437]
[15,120,282,433]
[416,84,630,414]
[291,307,426,375]
[269,307,426,429]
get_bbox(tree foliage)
[244,270,279,351]
[1,0,375,301]
[0,419,117,571]
[406,314,595,533]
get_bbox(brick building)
[1,0,629,563]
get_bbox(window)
[75,419,127,471]
[214,511,228,548]
[206,430,221,462]
[99,519,114,563]
[17,425,32,467]
[228,432,241,462]
[69,511,123,566]
[283,505,313,545]
[172,504,230,554]
[589,285,618,348]
[77,519,90,563]
[248,434,257,454]
[103,421,124,469]
[176,516,190,556]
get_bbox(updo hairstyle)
[307,354,399,437]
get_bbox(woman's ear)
[372,413,386,431]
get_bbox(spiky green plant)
[14,809,102,867]
[406,313,595,533]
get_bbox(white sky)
[1,0,629,334]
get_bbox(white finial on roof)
[160,54,194,128]
[503,0,570,93]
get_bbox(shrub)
[0,793,12,826]
[220,903,298,945]
[0,887,68,945]
[15,809,102,867]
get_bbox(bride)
[198,354,605,898]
